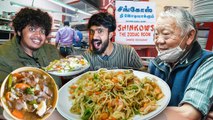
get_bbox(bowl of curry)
[0,67,58,120]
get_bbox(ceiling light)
[46,0,92,16]
[10,1,76,17]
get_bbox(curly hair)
[12,7,52,36]
[87,12,116,32]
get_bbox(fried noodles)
[69,69,164,120]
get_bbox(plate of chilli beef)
[0,67,58,120]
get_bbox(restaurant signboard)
[115,1,156,45]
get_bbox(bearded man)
[82,12,143,70]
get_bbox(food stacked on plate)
[43,55,89,73]
[0,67,58,120]
[69,69,164,120]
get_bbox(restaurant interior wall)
[0,0,99,46]
[191,0,213,51]
[0,0,63,21]
[150,0,192,17]
[0,0,63,44]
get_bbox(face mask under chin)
[158,46,185,63]
[157,35,187,63]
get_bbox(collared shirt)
[55,26,79,46]
[179,55,213,116]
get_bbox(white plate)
[57,69,171,120]
[3,110,12,120]
[48,64,90,76]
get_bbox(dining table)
[46,69,172,120]
[47,109,169,120]
[1,108,192,120]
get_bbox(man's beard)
[91,39,109,54]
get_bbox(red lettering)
[118,24,154,31]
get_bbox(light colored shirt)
[82,43,143,70]
[179,56,213,116]
[55,26,79,46]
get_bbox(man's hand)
[207,111,213,120]
[160,104,202,120]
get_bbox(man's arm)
[179,56,213,118]
[164,104,201,120]
[207,111,213,120]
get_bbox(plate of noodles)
[43,55,90,76]
[57,69,171,120]
[0,67,58,120]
